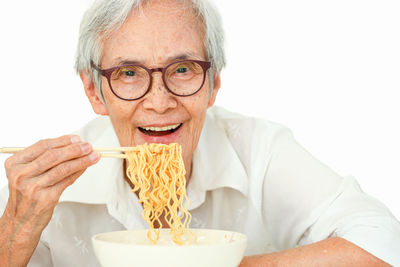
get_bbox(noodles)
[125,143,196,245]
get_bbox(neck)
[184,158,192,188]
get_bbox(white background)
[0,0,399,220]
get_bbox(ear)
[80,71,108,115]
[207,73,221,108]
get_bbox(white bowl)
[92,228,247,267]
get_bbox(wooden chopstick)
[94,147,138,152]
[99,153,127,159]
[95,147,139,159]
[0,147,23,154]
[0,147,138,159]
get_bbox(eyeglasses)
[91,60,211,101]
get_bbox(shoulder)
[207,106,293,154]
[72,116,119,148]
[205,106,294,176]
[73,116,111,138]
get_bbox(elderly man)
[1,0,399,266]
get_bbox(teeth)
[141,123,181,132]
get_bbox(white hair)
[75,0,226,101]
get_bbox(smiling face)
[82,0,220,179]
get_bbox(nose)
[142,71,177,113]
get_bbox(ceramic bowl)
[92,228,247,267]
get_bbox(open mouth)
[138,123,183,136]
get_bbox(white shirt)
[1,106,399,266]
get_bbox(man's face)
[86,0,220,178]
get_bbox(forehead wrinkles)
[137,0,206,44]
[140,0,205,32]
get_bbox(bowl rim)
[92,228,247,249]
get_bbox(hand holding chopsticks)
[1,135,108,261]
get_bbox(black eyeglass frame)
[91,60,211,101]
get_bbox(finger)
[29,142,94,177]
[5,141,95,202]
[32,169,85,207]
[35,151,100,187]
[11,135,81,164]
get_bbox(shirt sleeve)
[28,241,53,267]
[0,185,9,216]
[262,129,400,266]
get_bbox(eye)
[121,68,136,76]
[176,67,188,74]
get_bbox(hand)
[0,135,100,266]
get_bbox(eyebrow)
[167,53,202,61]
[111,52,203,67]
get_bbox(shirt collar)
[60,107,249,209]
[187,108,248,210]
